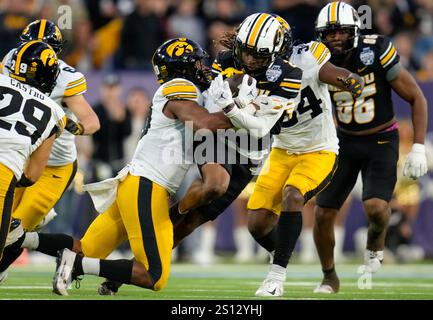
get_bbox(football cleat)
[52,248,77,296]
[34,208,58,231]
[98,280,122,296]
[5,218,24,247]
[255,278,284,297]
[364,250,383,273]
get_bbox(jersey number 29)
[0,86,52,144]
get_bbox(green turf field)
[1,263,433,300]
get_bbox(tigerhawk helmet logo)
[40,48,57,66]
[166,39,194,57]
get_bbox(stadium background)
[1,0,433,264]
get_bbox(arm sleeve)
[225,106,284,138]
[378,36,400,79]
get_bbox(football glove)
[337,73,364,98]
[403,143,428,179]
[236,75,258,107]
[65,118,85,135]
[208,74,234,110]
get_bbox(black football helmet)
[20,19,65,54]
[9,40,60,94]
[271,14,294,61]
[152,38,211,90]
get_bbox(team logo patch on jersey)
[360,48,375,66]
[265,64,282,82]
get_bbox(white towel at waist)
[83,165,130,214]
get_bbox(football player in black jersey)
[313,2,428,293]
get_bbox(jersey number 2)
[0,86,52,144]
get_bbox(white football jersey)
[0,74,66,178]
[273,41,339,154]
[129,78,203,194]
[2,49,87,166]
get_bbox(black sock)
[273,211,303,268]
[99,259,134,284]
[0,234,25,272]
[254,227,277,252]
[36,233,74,257]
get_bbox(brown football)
[226,74,254,97]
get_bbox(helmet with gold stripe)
[315,2,361,56]
[20,19,65,54]
[234,13,284,76]
[152,38,211,90]
[271,14,293,60]
[9,40,60,94]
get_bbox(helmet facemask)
[234,39,274,77]
[317,24,359,58]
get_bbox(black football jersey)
[212,50,302,136]
[328,35,400,132]
[207,50,303,159]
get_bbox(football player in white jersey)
[0,20,99,280]
[50,38,264,295]
[246,15,365,297]
[0,41,66,261]
[1,19,99,230]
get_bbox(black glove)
[337,73,364,98]
[16,174,35,187]
[65,118,85,135]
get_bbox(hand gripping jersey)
[328,35,400,132]
[2,49,87,165]
[129,78,203,194]
[211,51,303,160]
[0,74,66,178]
[273,41,339,154]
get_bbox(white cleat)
[34,208,58,231]
[364,257,382,273]
[255,278,284,297]
[52,248,76,296]
[364,251,383,273]
[5,219,24,247]
[313,284,335,294]
[0,271,8,284]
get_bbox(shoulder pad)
[162,78,199,101]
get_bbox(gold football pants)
[248,148,337,215]
[0,163,17,259]
[12,161,77,231]
[80,174,173,291]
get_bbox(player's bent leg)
[0,165,17,260]
[313,206,340,293]
[118,175,173,291]
[247,209,279,254]
[81,203,128,259]
[13,162,77,231]
[363,197,390,272]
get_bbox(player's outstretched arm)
[319,61,364,98]
[63,95,100,135]
[165,99,233,131]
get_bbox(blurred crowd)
[0,0,433,80]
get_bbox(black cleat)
[98,279,122,296]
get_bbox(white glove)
[254,95,293,116]
[236,75,258,107]
[208,74,233,109]
[403,143,428,179]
